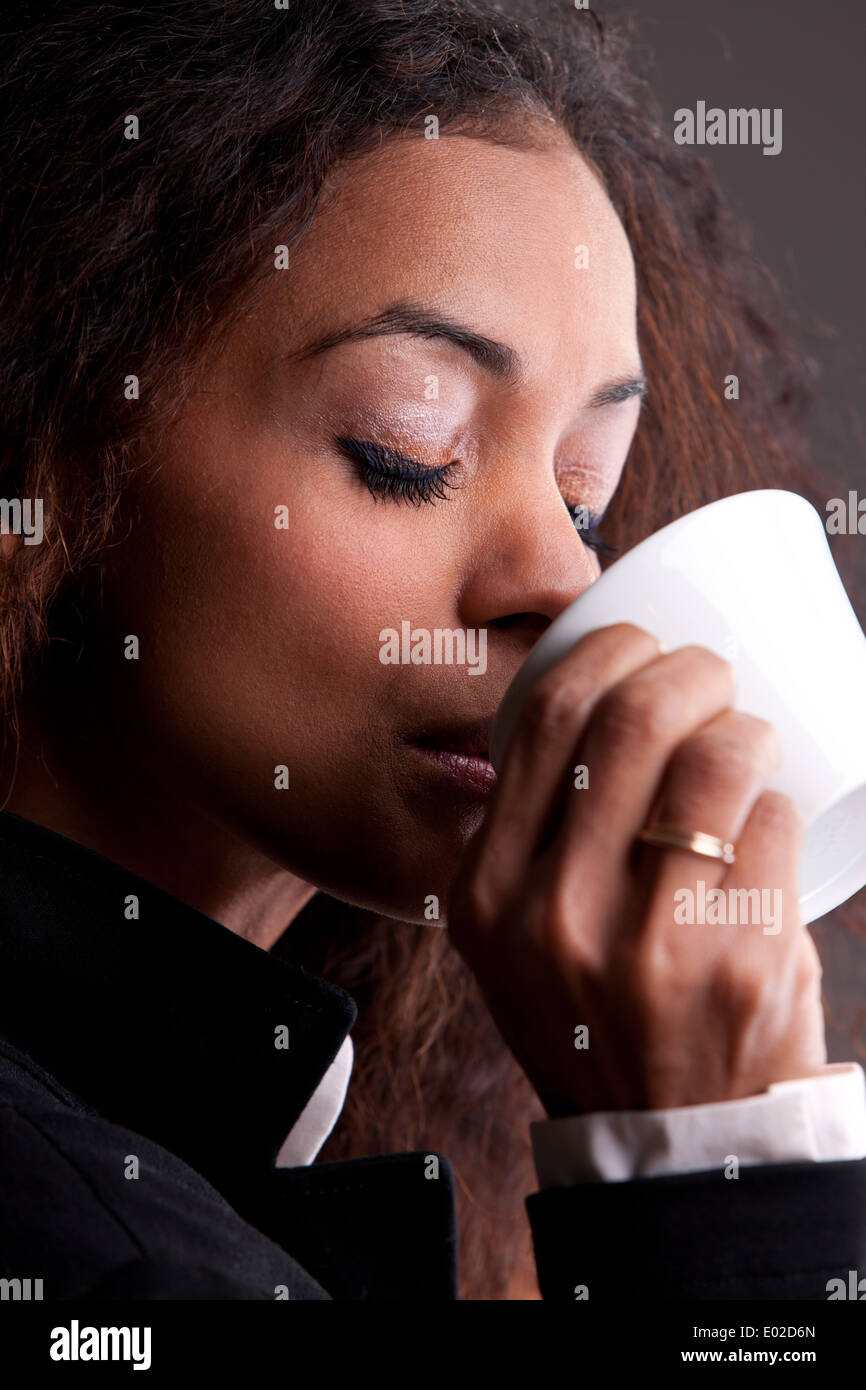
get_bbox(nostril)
[490,612,550,636]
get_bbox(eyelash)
[336,436,460,505]
[335,434,616,555]
[565,503,618,557]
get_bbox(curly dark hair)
[0,0,859,1299]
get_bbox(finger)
[629,709,783,908]
[674,791,809,1015]
[722,789,805,944]
[469,623,662,908]
[551,647,739,881]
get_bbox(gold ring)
[636,823,736,865]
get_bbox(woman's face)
[97,129,643,921]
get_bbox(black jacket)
[0,809,864,1300]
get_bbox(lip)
[405,718,498,795]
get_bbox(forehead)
[240,130,639,396]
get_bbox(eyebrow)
[287,300,647,408]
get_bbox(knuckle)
[520,677,584,750]
[628,930,678,989]
[730,713,783,770]
[794,934,823,992]
[669,716,782,801]
[536,877,576,946]
[672,730,763,798]
[595,678,683,747]
[734,711,780,744]
[589,622,664,659]
[751,789,805,842]
[709,960,764,1017]
[532,873,603,972]
[676,644,737,691]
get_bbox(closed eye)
[335,436,461,505]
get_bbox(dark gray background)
[598,0,865,1060]
[600,0,863,504]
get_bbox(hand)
[447,623,827,1117]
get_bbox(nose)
[458,474,601,654]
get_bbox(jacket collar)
[0,809,357,1203]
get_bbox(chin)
[315,849,463,926]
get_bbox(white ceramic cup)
[490,489,866,923]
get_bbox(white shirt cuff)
[530,1063,866,1188]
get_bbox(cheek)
[111,431,456,726]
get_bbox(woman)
[0,0,863,1302]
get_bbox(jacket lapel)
[0,811,460,1299]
